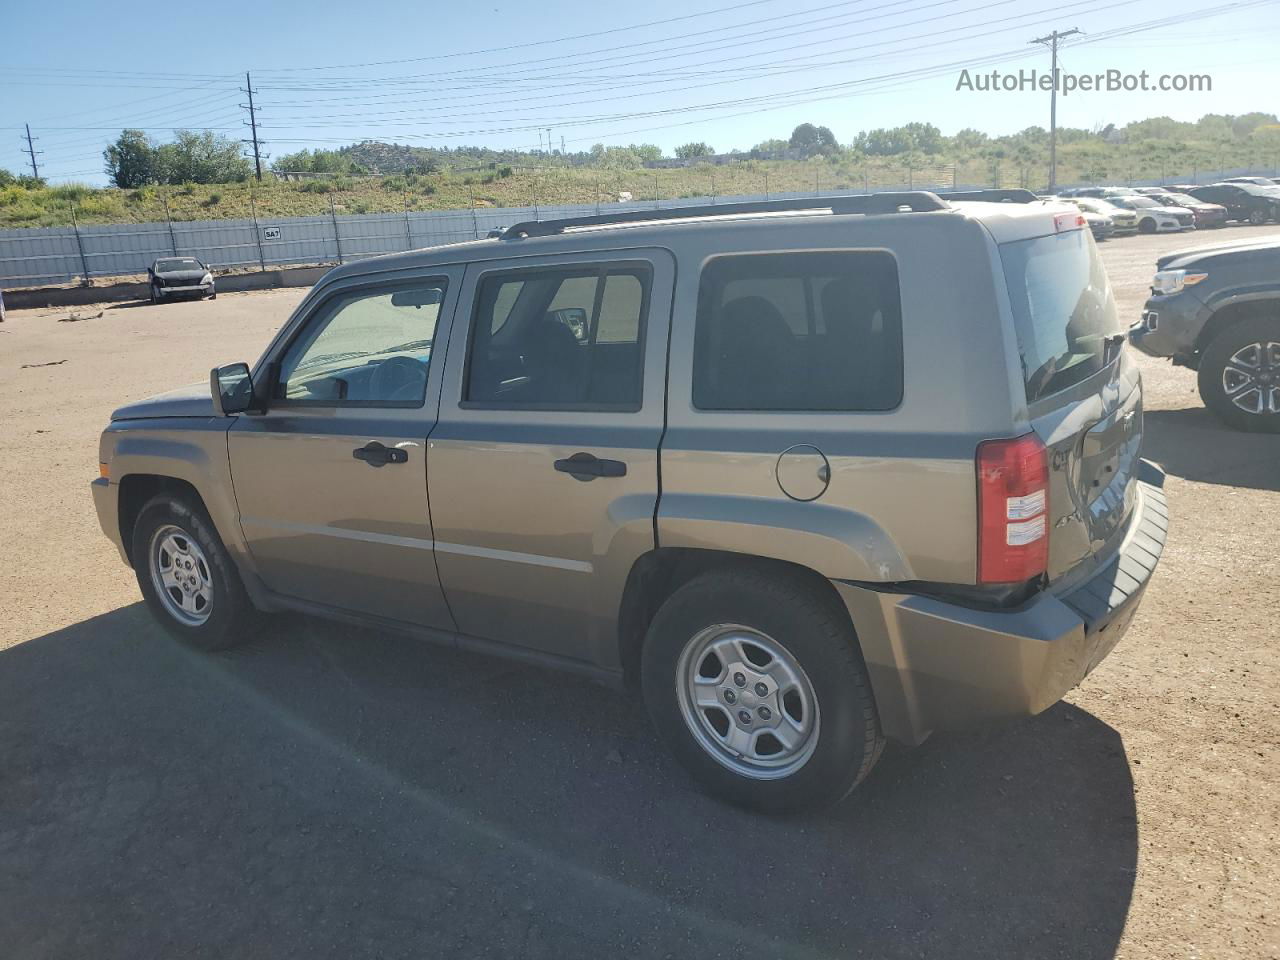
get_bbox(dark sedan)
[1187,183,1280,224]
[147,257,215,303]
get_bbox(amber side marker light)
[99,462,110,479]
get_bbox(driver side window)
[277,279,447,406]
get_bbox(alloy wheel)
[149,524,214,625]
[1222,341,1280,415]
[675,624,820,780]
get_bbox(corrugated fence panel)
[0,227,84,285]
[0,169,1270,288]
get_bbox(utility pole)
[22,123,41,180]
[240,71,266,181]
[1030,28,1080,192]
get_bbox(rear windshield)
[1000,228,1121,404]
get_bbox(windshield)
[156,258,202,271]
[1115,197,1158,209]
[1000,228,1122,404]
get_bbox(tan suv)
[91,193,1168,813]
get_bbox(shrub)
[382,176,406,192]
[298,179,332,193]
[48,183,93,203]
[498,165,513,178]
[201,192,222,207]
[331,177,354,192]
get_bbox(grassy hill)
[4,117,1278,229]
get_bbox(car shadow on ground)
[1144,406,1280,491]
[0,605,1136,960]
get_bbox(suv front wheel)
[132,494,259,650]
[641,566,883,814]
[1198,316,1280,432]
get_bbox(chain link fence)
[1,166,1271,288]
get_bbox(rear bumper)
[836,465,1168,745]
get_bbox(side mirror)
[210,362,255,416]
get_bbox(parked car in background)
[1134,234,1280,431]
[1188,183,1280,224]
[1070,197,1139,234]
[1062,186,1140,199]
[91,193,1167,813]
[1054,197,1116,239]
[1221,176,1278,187]
[148,258,215,302]
[1145,191,1229,229]
[1106,195,1195,233]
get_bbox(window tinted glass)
[277,280,445,405]
[692,251,903,411]
[465,264,649,408]
[1000,229,1121,404]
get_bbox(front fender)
[656,493,913,583]
[103,418,258,581]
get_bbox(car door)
[428,249,674,668]
[227,268,462,630]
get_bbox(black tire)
[1249,208,1267,225]
[131,494,258,650]
[641,566,883,814]
[1197,315,1280,433]
[1138,217,1157,234]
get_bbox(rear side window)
[464,264,650,409]
[1000,228,1121,404]
[692,251,903,411]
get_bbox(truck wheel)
[641,566,883,814]
[1197,316,1280,432]
[131,494,258,650]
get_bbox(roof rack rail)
[499,191,948,239]
[940,189,1040,204]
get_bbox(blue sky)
[3,0,1277,183]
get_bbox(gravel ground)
[1,227,1277,959]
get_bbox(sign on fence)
[262,227,281,241]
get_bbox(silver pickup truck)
[93,193,1167,812]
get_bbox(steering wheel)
[370,355,426,403]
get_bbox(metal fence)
[0,167,1272,288]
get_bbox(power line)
[252,0,795,73]
[257,0,1133,126]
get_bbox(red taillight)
[977,433,1049,584]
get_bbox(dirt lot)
[1,227,1277,959]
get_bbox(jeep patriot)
[92,193,1168,812]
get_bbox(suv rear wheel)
[132,494,258,650]
[1198,316,1280,432]
[641,566,883,814]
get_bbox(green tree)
[154,131,251,185]
[0,168,14,187]
[674,142,713,159]
[103,129,156,188]
[789,123,838,157]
